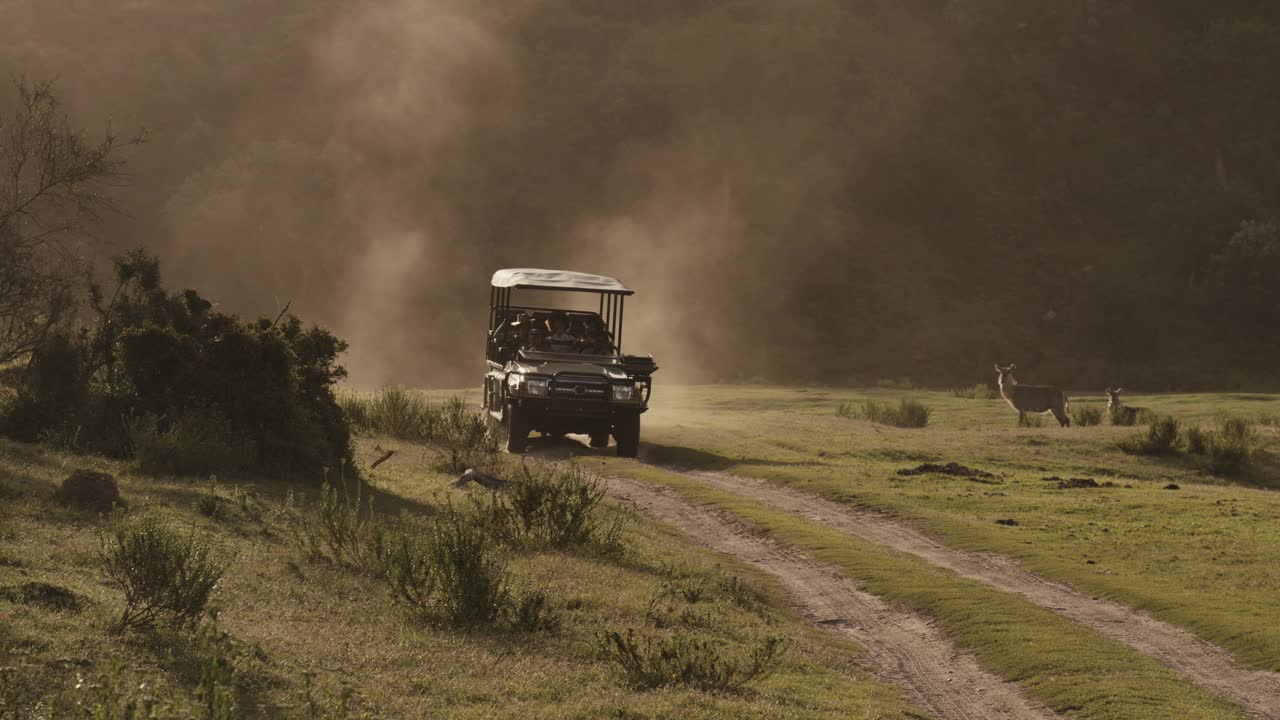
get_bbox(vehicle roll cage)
[489,286,629,354]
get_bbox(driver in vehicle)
[546,312,578,352]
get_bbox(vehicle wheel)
[505,404,529,454]
[614,415,640,458]
[589,431,609,448]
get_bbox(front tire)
[614,415,640,458]
[506,404,529,453]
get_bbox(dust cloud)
[8,2,1256,389]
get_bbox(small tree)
[0,78,143,364]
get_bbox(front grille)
[550,374,610,399]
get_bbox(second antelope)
[995,364,1071,427]
[1106,388,1146,426]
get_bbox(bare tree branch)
[0,77,144,363]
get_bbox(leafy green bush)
[1071,406,1104,427]
[99,513,226,630]
[847,399,931,428]
[1206,416,1258,476]
[1,250,353,480]
[597,629,785,691]
[472,462,611,549]
[1119,416,1182,455]
[380,509,510,628]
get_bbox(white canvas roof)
[490,268,632,295]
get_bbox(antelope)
[994,364,1070,427]
[1106,388,1145,425]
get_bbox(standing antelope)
[1106,388,1145,426]
[994,364,1071,427]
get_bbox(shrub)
[953,383,998,400]
[434,397,498,472]
[1186,426,1210,455]
[128,409,253,478]
[1119,416,1182,455]
[99,514,226,630]
[2,250,353,480]
[1071,406,1104,427]
[380,509,510,628]
[193,620,238,720]
[286,467,384,573]
[849,399,931,428]
[343,386,439,441]
[597,629,785,691]
[1206,416,1258,476]
[473,462,611,549]
[508,588,562,633]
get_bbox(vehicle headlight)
[612,384,634,401]
[525,378,549,397]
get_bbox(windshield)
[491,308,619,359]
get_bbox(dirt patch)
[605,475,1059,720]
[1164,483,1181,490]
[675,469,1280,719]
[995,518,1020,526]
[897,462,998,483]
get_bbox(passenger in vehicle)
[583,316,615,354]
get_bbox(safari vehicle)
[483,268,658,457]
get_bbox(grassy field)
[0,436,915,719]
[5,384,1279,719]
[619,386,1280,675]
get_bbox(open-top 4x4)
[483,268,657,457]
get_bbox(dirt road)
[673,470,1280,720]
[605,475,1061,720]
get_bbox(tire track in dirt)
[679,470,1280,720]
[604,475,1061,720]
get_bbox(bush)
[953,383,997,400]
[845,399,930,428]
[434,397,498,472]
[1186,426,1210,455]
[597,629,785,691]
[380,509,510,628]
[473,462,612,549]
[193,620,238,720]
[128,409,253,478]
[1071,405,1104,427]
[509,587,562,633]
[342,386,438,441]
[285,467,385,573]
[99,513,226,630]
[2,250,353,480]
[1120,416,1182,455]
[1206,416,1258,476]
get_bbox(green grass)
[601,461,1242,720]
[0,437,912,719]
[630,386,1280,673]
